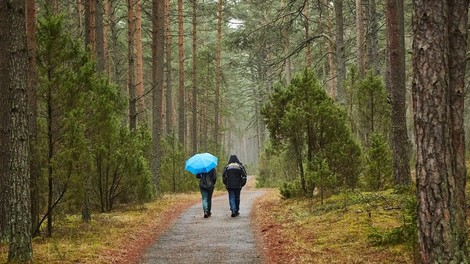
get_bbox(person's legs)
[227,189,237,216]
[207,188,214,216]
[234,188,241,215]
[200,188,209,217]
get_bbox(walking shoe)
[231,211,236,217]
[235,211,240,216]
[204,212,209,218]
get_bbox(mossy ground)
[0,193,200,264]
[253,189,416,264]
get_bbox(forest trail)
[139,176,266,264]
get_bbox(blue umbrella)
[185,153,218,174]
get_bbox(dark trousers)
[200,187,214,213]
[227,188,241,213]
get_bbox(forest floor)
[1,177,417,263]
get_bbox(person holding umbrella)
[185,153,218,218]
[196,168,217,218]
[222,155,247,217]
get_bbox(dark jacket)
[196,168,217,190]
[222,155,247,189]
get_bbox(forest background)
[0,0,469,263]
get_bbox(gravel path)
[140,177,266,264]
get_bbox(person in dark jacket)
[196,168,217,218]
[222,155,247,217]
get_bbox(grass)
[253,189,416,264]
[0,193,200,264]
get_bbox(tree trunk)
[90,0,96,52]
[7,0,33,261]
[95,0,105,72]
[0,0,10,242]
[177,0,185,146]
[366,0,379,75]
[77,0,83,37]
[413,0,469,262]
[334,0,345,104]
[128,0,136,131]
[82,0,92,223]
[26,0,40,237]
[280,0,291,83]
[215,0,222,147]
[386,0,410,186]
[448,0,469,261]
[303,0,311,68]
[356,0,365,78]
[165,0,173,134]
[84,0,91,48]
[152,0,165,196]
[103,0,110,75]
[135,0,144,122]
[323,0,335,98]
[191,0,198,153]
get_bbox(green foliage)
[363,133,393,191]
[367,193,417,251]
[279,180,303,199]
[160,134,197,193]
[36,12,153,223]
[261,69,363,198]
[356,73,391,143]
[306,156,334,200]
[257,143,298,188]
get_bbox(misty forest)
[1,0,470,263]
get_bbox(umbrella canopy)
[185,152,218,175]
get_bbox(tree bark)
[82,0,92,223]
[26,0,40,237]
[128,0,136,131]
[7,0,33,261]
[323,0,335,98]
[152,0,165,196]
[215,0,222,147]
[191,0,198,153]
[448,0,469,261]
[177,0,185,146]
[280,0,291,83]
[356,0,365,78]
[413,0,469,262]
[334,0,345,104]
[366,0,379,75]
[95,0,105,72]
[303,0,311,68]
[135,0,144,122]
[165,0,173,134]
[386,0,410,186]
[0,0,10,242]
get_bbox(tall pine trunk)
[0,0,10,242]
[128,0,136,131]
[95,0,105,72]
[26,0,40,237]
[386,0,410,186]
[177,0,185,146]
[366,0,379,75]
[215,0,222,148]
[135,0,144,122]
[152,0,165,196]
[165,0,173,134]
[7,0,33,260]
[356,0,365,78]
[334,0,345,104]
[191,0,198,153]
[413,0,469,261]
